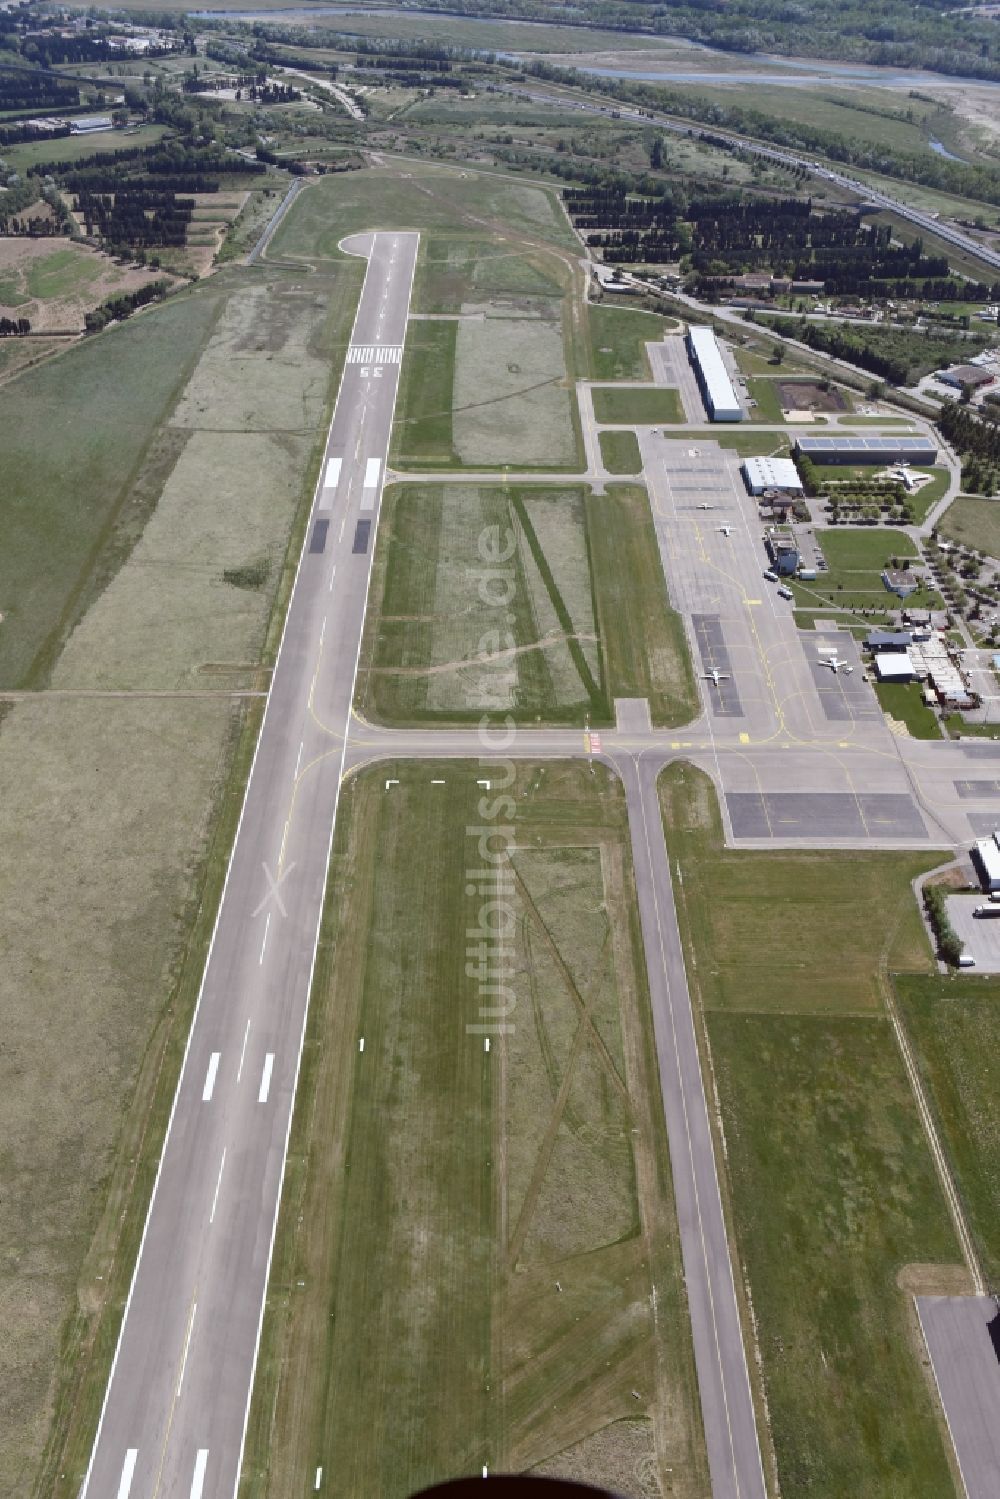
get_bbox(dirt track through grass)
[241,760,708,1499]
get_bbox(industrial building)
[764,527,799,575]
[686,326,744,422]
[794,434,938,466]
[742,456,803,496]
[873,651,915,681]
[974,830,1000,892]
[938,364,995,390]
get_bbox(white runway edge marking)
[210,1149,227,1225]
[116,1450,138,1499]
[202,1052,220,1102]
[258,1053,275,1104]
[315,1468,323,1491]
[346,344,402,364]
[190,1448,209,1499]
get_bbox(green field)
[391,319,457,466]
[662,429,792,457]
[660,764,962,1499]
[794,527,942,612]
[358,482,697,728]
[414,235,570,315]
[899,977,1000,1287]
[269,161,579,263]
[874,680,942,738]
[587,304,674,382]
[592,385,682,425]
[599,429,642,473]
[0,289,219,687]
[746,375,785,423]
[4,122,168,172]
[242,760,708,1499]
[939,494,1000,560]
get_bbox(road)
[918,1297,1000,1499]
[81,229,419,1499]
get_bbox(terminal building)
[742,456,803,496]
[686,326,744,422]
[794,434,938,466]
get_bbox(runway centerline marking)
[209,1149,226,1225]
[176,1301,197,1397]
[116,1450,138,1499]
[258,912,271,965]
[189,1449,209,1499]
[237,1019,251,1083]
[201,1053,220,1103]
[258,1053,275,1104]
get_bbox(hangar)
[794,434,938,465]
[686,326,744,422]
[743,456,803,495]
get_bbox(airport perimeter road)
[81,229,419,1499]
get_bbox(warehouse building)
[686,326,744,422]
[873,650,915,682]
[938,364,995,391]
[794,434,938,466]
[742,456,803,496]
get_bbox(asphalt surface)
[81,229,419,1499]
[918,1297,1000,1499]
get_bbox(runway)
[81,230,419,1499]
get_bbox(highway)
[80,229,419,1499]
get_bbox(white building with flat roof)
[686,325,743,422]
[975,831,1000,891]
[742,456,803,495]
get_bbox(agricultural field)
[357,482,697,727]
[0,238,175,332]
[793,527,942,613]
[592,386,682,424]
[899,977,1000,1286]
[0,263,360,1491]
[660,764,964,1499]
[392,307,581,469]
[242,760,708,1499]
[939,494,1000,560]
[268,161,579,264]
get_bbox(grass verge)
[239,759,708,1499]
[874,680,942,739]
[592,386,682,424]
[659,762,962,1499]
[588,303,672,381]
[598,429,642,473]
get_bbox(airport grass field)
[793,527,943,613]
[599,429,642,473]
[898,976,1000,1287]
[939,494,1000,561]
[592,386,683,425]
[588,304,675,382]
[660,764,962,1499]
[357,482,697,728]
[241,760,708,1499]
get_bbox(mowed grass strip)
[660,764,962,1499]
[593,386,683,425]
[588,303,674,382]
[391,319,457,466]
[0,288,220,687]
[794,526,941,612]
[588,486,698,728]
[241,760,707,1499]
[939,493,1000,559]
[898,976,1000,1286]
[599,429,642,474]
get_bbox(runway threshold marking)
[190,1449,209,1499]
[258,1053,275,1104]
[202,1053,220,1102]
[116,1450,138,1499]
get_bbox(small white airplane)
[696,502,716,510]
[718,524,733,537]
[702,668,731,688]
[818,651,854,675]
